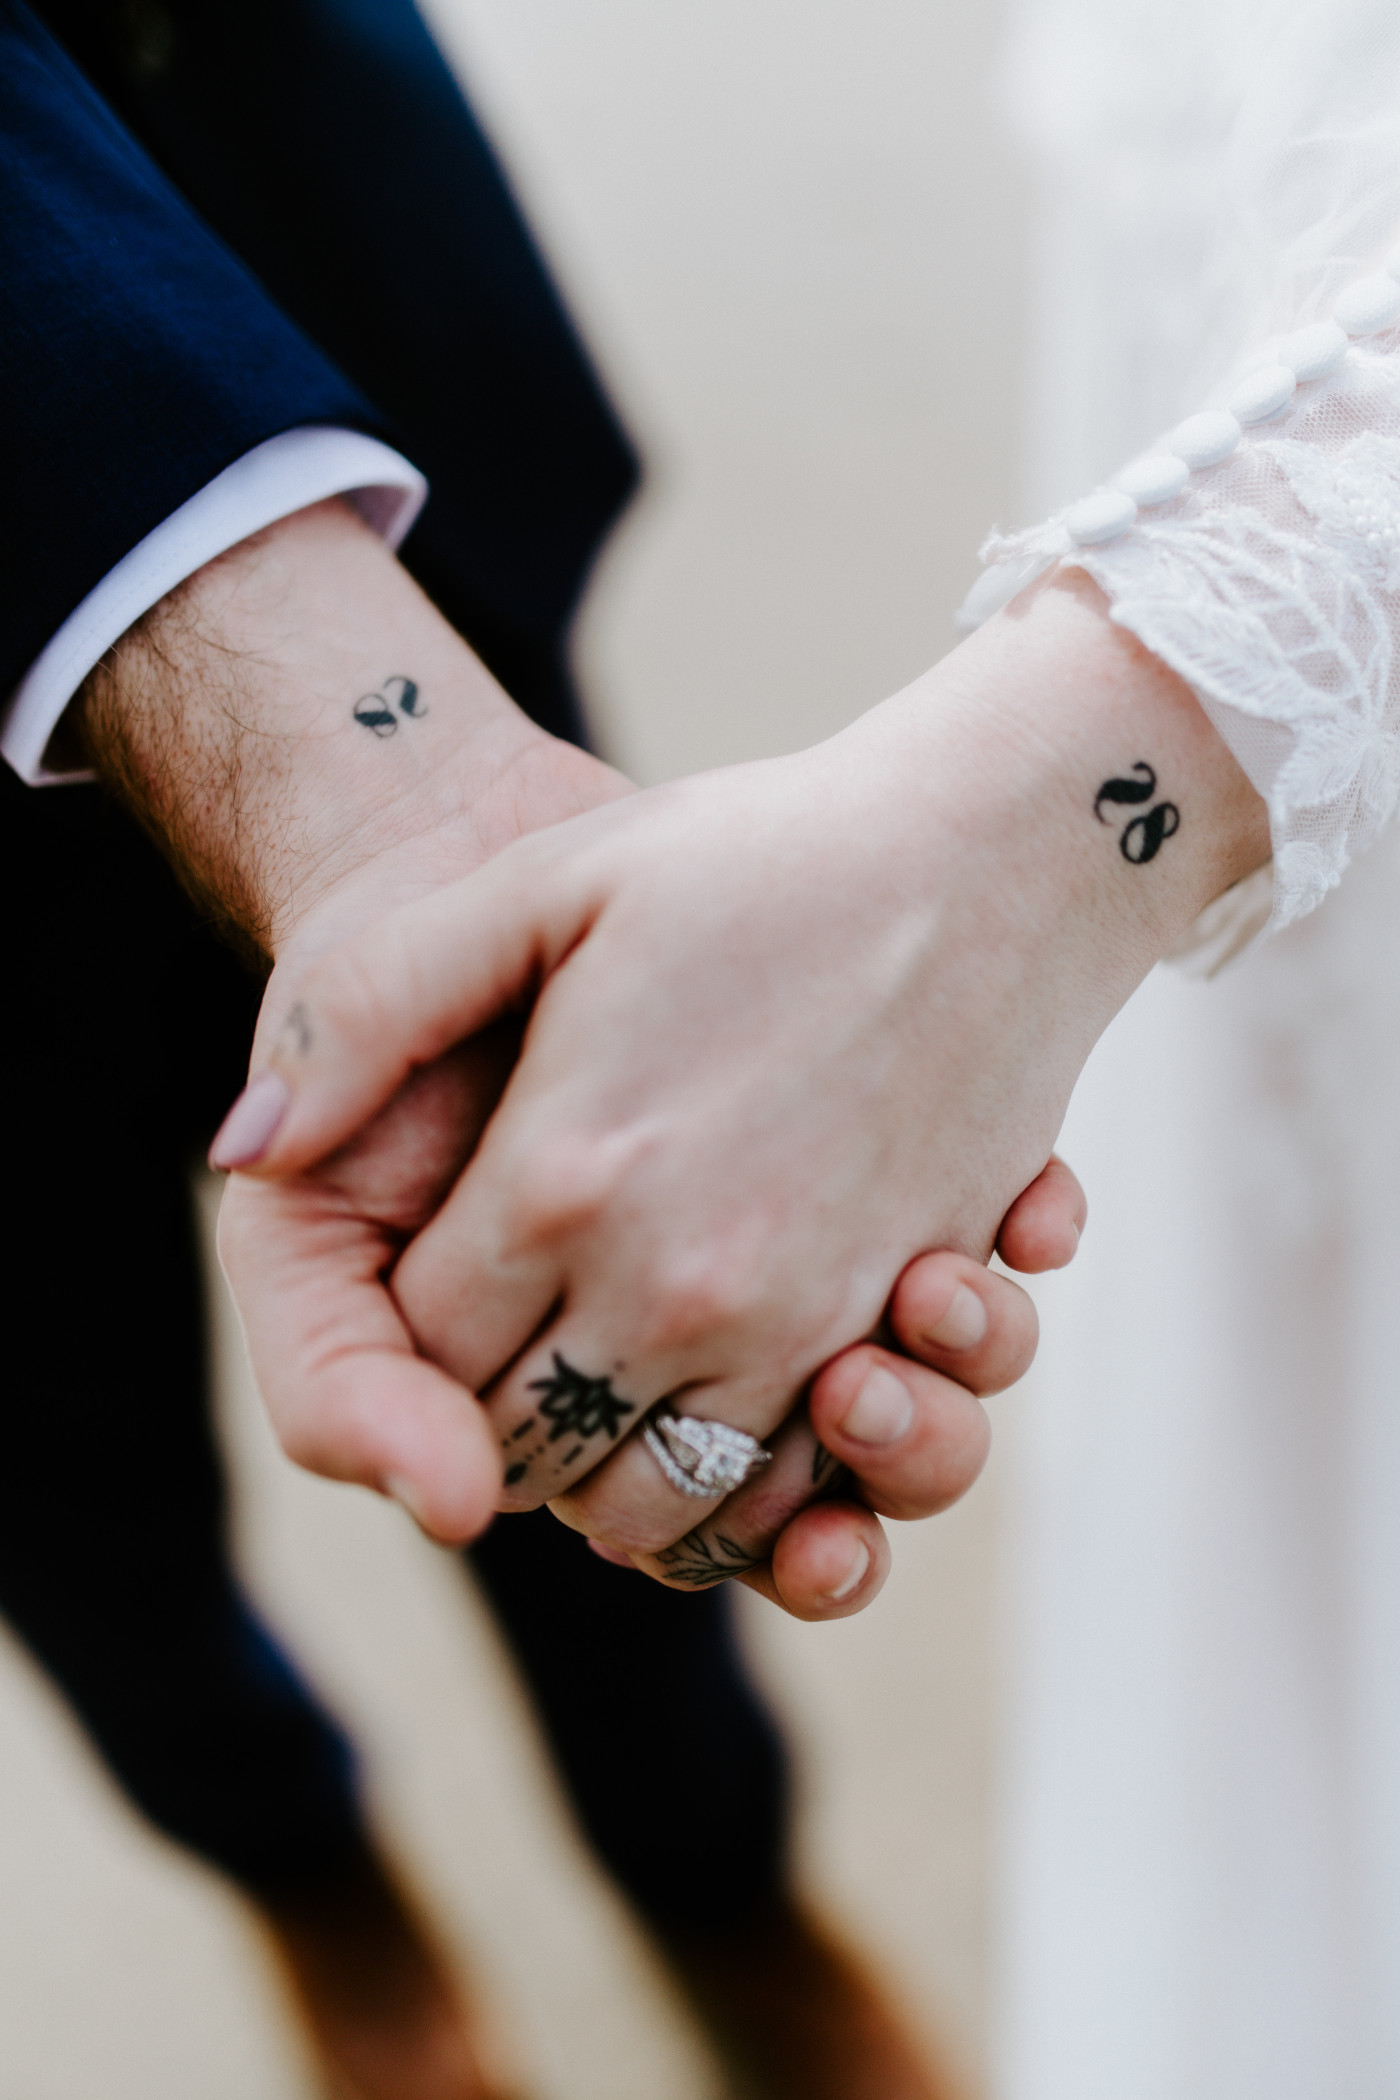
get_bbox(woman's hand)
[220,575,1267,1581]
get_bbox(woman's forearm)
[886,568,1272,1006]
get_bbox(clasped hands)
[214,674,1095,1623]
[85,506,1260,1626]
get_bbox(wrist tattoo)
[500,1353,636,1488]
[1094,761,1180,864]
[353,675,425,737]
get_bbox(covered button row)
[1063,246,1400,547]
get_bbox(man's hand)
[79,496,627,1540]
[592,1172,1087,1619]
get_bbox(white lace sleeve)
[964,0,1400,954]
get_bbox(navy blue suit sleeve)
[0,0,388,703]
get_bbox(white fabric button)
[1169,410,1242,469]
[1333,274,1400,336]
[1279,320,1348,381]
[1063,489,1137,545]
[1115,454,1190,506]
[1229,363,1296,425]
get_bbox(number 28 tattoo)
[1094,760,1180,864]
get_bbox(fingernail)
[923,1282,988,1352]
[839,1364,915,1447]
[823,1539,871,1604]
[385,1473,428,1527]
[587,1539,637,1569]
[209,1072,291,1169]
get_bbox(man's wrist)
[75,496,596,957]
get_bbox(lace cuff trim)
[962,265,1400,947]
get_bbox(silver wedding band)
[642,1411,773,1499]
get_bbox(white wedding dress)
[968,4,1400,2093]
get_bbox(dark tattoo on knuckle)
[527,1354,637,1445]
[352,674,425,737]
[1094,760,1180,864]
[499,1357,644,1493]
[655,1527,765,1588]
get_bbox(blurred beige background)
[0,5,1032,2094]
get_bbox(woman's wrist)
[865,569,1271,1009]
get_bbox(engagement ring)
[642,1411,773,1499]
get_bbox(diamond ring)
[642,1411,773,1499]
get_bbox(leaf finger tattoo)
[653,1527,766,1588]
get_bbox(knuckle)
[634,1243,767,1354]
[495,1133,622,1251]
[312,942,398,1051]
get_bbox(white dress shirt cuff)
[3,426,428,786]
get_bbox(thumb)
[218,1172,503,1541]
[211,838,592,1177]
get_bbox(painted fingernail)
[923,1282,988,1352]
[839,1364,915,1446]
[823,1539,871,1604]
[587,1539,637,1569]
[209,1072,291,1169]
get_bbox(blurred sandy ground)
[0,4,1031,2094]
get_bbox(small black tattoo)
[283,1001,312,1055]
[1094,761,1157,822]
[528,1354,636,1445]
[509,1419,534,1442]
[504,1462,528,1486]
[353,674,425,737]
[655,1528,765,1588]
[811,1443,851,1496]
[389,676,425,718]
[1121,802,1180,862]
[1094,761,1180,864]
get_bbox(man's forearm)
[75,497,550,957]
